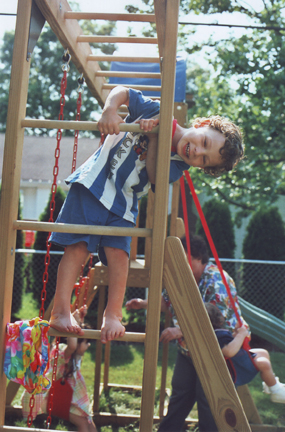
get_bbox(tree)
[31,187,66,310]
[0,20,117,134]
[241,207,285,320]
[196,198,236,277]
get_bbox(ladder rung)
[21,119,159,133]
[103,84,161,92]
[13,220,152,238]
[64,11,156,23]
[88,55,161,63]
[96,71,161,79]
[77,35,158,44]
[49,328,146,342]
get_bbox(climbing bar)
[77,35,158,44]
[13,220,152,238]
[64,11,156,23]
[21,119,159,133]
[48,328,146,343]
[87,55,160,63]
[102,84,161,92]
[95,71,161,79]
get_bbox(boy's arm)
[98,86,129,136]
[125,295,168,312]
[137,118,160,184]
[221,326,249,358]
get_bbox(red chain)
[46,337,60,428]
[71,91,82,173]
[83,254,93,305]
[27,394,35,427]
[39,69,67,320]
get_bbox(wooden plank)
[96,71,161,79]
[154,0,166,59]
[237,385,262,425]
[0,0,33,425]
[21,118,159,133]
[163,236,250,431]
[93,286,106,412]
[102,84,161,92]
[64,12,156,23]
[48,327,145,342]
[140,2,180,431]
[91,266,150,288]
[34,0,109,107]
[77,35,158,44]
[13,220,152,238]
[88,55,160,63]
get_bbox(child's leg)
[251,348,276,386]
[100,246,128,343]
[69,413,97,432]
[50,242,89,334]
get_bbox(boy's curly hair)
[192,115,244,177]
[205,302,225,330]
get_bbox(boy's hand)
[137,118,159,132]
[159,326,182,343]
[125,298,146,310]
[233,324,249,339]
[98,108,125,136]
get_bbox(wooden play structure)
[0,0,281,431]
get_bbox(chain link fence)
[12,251,285,325]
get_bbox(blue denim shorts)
[50,183,134,265]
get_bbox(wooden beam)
[21,118,159,133]
[140,1,180,431]
[95,71,161,79]
[48,327,145,343]
[237,385,263,425]
[102,84,161,92]
[34,0,109,106]
[0,0,33,424]
[64,12,156,23]
[77,35,158,44]
[87,55,160,63]
[13,220,152,238]
[163,237,251,431]
[91,265,150,288]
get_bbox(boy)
[49,86,244,343]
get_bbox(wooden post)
[163,237,251,431]
[93,285,106,412]
[0,0,33,424]
[139,1,180,431]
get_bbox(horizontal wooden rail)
[49,328,146,343]
[88,55,161,63]
[64,11,156,23]
[95,71,161,79]
[13,220,152,238]
[102,84,161,92]
[77,35,158,44]
[21,119,159,133]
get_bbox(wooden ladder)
[0,0,264,431]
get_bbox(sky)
[0,0,265,57]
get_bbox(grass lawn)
[7,293,285,431]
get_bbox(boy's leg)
[101,246,129,343]
[50,241,89,334]
[251,348,276,386]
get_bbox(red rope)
[183,170,250,350]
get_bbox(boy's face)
[176,126,225,169]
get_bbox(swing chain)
[61,48,71,72]
[27,394,35,427]
[46,337,60,429]
[39,65,68,320]
[71,76,83,174]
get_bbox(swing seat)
[47,378,73,421]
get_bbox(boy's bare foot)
[49,311,84,335]
[101,312,125,343]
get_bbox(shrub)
[241,207,285,320]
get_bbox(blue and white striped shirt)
[66,89,189,224]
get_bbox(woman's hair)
[181,233,209,264]
[192,115,244,177]
[205,302,225,329]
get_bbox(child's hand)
[72,305,87,325]
[136,118,159,132]
[98,108,125,136]
[234,324,249,339]
[159,326,182,343]
[125,298,146,310]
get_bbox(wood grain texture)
[163,236,250,431]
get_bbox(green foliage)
[241,207,285,319]
[0,20,117,134]
[196,197,236,277]
[31,187,66,310]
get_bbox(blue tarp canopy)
[109,56,186,102]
